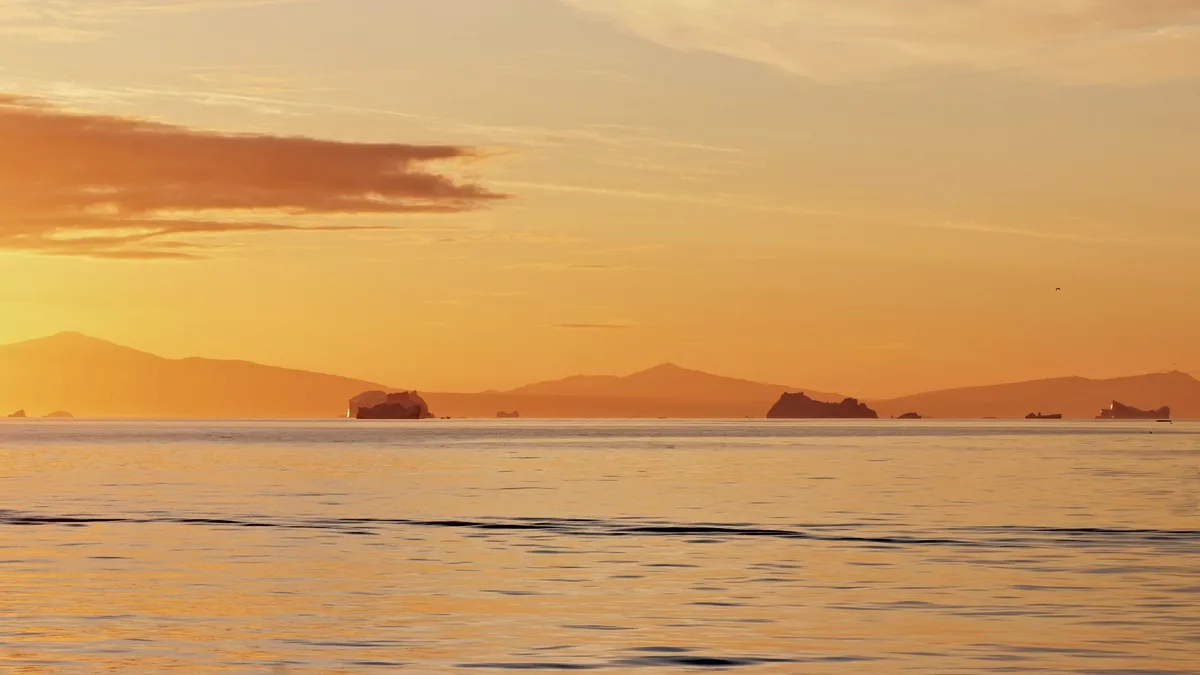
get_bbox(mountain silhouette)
[423,391,795,419]
[0,332,388,418]
[0,335,847,419]
[6,332,1194,420]
[506,362,844,403]
[872,371,1200,420]
[434,362,850,418]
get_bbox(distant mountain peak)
[873,369,1200,419]
[0,332,390,418]
[43,331,98,343]
[506,362,845,404]
[0,333,176,371]
[43,331,126,343]
[638,362,688,375]
[1113,369,1199,385]
[11,331,122,349]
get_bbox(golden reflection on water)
[0,420,1197,673]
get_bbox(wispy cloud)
[0,0,304,40]
[915,220,1134,245]
[514,262,633,272]
[497,178,1151,245]
[473,290,531,298]
[2,77,741,156]
[494,179,844,218]
[186,66,317,96]
[564,0,1200,84]
[418,231,581,246]
[553,322,635,330]
[0,93,505,259]
[0,75,743,186]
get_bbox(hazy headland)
[2,332,1194,420]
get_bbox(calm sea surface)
[1,420,1197,674]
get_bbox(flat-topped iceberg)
[348,391,433,420]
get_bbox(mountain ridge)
[3,332,1197,419]
[505,361,845,404]
[0,332,390,418]
[871,370,1200,420]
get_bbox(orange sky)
[2,1,1199,398]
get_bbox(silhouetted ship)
[1025,412,1063,420]
[1096,401,1170,420]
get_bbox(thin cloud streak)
[0,0,305,41]
[512,262,633,272]
[0,76,743,153]
[0,93,505,259]
[495,180,846,218]
[553,323,636,330]
[564,0,1200,84]
[504,178,1181,246]
[916,220,1135,245]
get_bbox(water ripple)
[2,509,1196,554]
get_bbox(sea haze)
[1,420,1197,673]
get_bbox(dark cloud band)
[0,94,507,259]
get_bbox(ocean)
[0,420,1197,674]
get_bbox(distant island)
[767,393,879,419]
[496,411,520,419]
[1096,401,1170,420]
[896,412,923,420]
[348,391,433,420]
[7,410,26,418]
[1025,412,1063,420]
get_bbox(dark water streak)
[4,509,1198,553]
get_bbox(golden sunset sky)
[2,0,1198,397]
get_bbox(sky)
[1,0,1199,398]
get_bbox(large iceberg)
[1096,401,1170,420]
[348,391,433,420]
[767,392,878,419]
